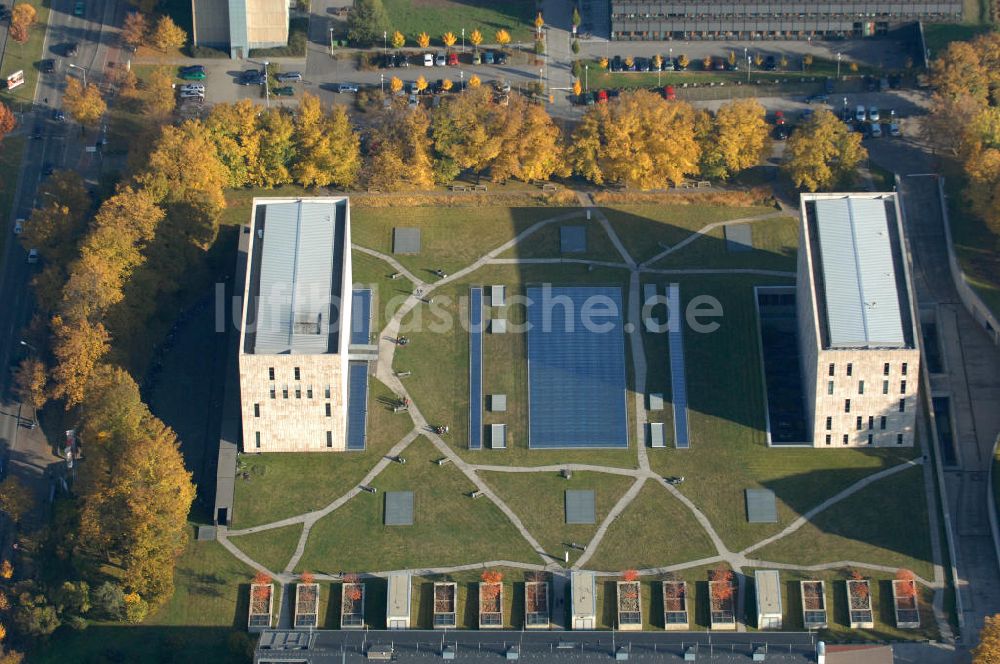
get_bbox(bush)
[91,582,125,621]
[534,39,545,55]
[571,39,580,54]
[184,45,228,58]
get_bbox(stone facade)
[797,192,920,448]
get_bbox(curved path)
[217,196,946,637]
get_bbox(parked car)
[868,106,880,122]
[73,1,84,16]
[435,52,446,66]
[889,122,901,137]
[855,105,866,122]
[472,51,481,65]
[673,56,686,71]
[663,85,675,101]
[447,52,458,66]
[336,83,358,93]
[423,52,434,67]
[393,52,409,67]
[584,91,595,105]
[801,108,814,122]
[276,71,302,82]
[483,51,494,65]
[41,59,55,74]
[824,78,834,94]
[179,89,204,99]
[869,122,882,138]
[273,86,294,96]
[635,57,651,72]
[407,93,419,109]
[494,80,511,93]
[597,89,608,102]
[13,219,23,235]
[888,73,901,89]
[494,51,507,65]
[238,69,263,85]
[805,94,828,104]
[763,55,776,70]
[774,110,785,126]
[610,55,622,72]
[712,57,726,71]
[27,249,38,264]
[66,42,80,57]
[774,125,788,140]
[180,66,206,80]
[607,87,620,100]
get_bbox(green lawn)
[496,218,626,263]
[231,378,415,528]
[218,184,312,227]
[295,436,540,573]
[228,523,304,574]
[643,274,920,554]
[397,261,639,468]
[478,470,637,566]
[592,563,725,631]
[923,22,991,57]
[752,466,936,580]
[601,204,780,265]
[382,0,536,46]
[0,134,25,245]
[351,206,578,278]
[0,0,50,111]
[647,215,799,272]
[585,480,718,571]
[352,249,414,336]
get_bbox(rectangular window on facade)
[881,416,887,430]
[269,386,276,399]
[829,363,835,377]
[842,434,849,445]
[883,380,889,395]
[295,387,301,399]
[868,434,873,445]
[268,367,274,381]
[846,363,853,376]
[325,385,331,399]
[827,381,834,395]
[282,385,289,399]
[255,432,261,449]
[825,416,832,430]
[825,434,831,445]
[868,416,874,430]
[294,367,301,381]
[897,433,904,445]
[858,380,864,395]
[254,403,260,417]
[899,398,906,413]
[901,362,908,376]
[883,362,890,376]
[856,416,862,430]
[900,380,907,394]
[325,403,331,417]
[845,399,851,413]
[326,431,333,448]
[307,386,313,399]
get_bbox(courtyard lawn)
[228,523,304,574]
[592,563,723,631]
[643,274,920,555]
[351,206,579,278]
[295,436,540,573]
[496,218,626,263]
[231,378,415,528]
[477,470,636,566]
[745,566,940,642]
[352,249,414,335]
[585,480,718,572]
[601,204,780,265]
[382,0,536,46]
[218,184,311,227]
[397,261,639,468]
[750,466,935,580]
[408,567,536,629]
[647,214,799,272]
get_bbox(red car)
[447,52,458,66]
[663,85,676,101]
[774,110,785,126]
[597,89,608,103]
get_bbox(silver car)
[435,52,446,66]
[276,71,302,82]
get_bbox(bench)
[471,184,488,192]
[541,183,558,192]
[450,184,469,192]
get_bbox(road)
[0,0,122,524]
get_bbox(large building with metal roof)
[238,197,354,453]
[609,1,962,41]
[796,193,920,448]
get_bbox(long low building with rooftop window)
[797,192,920,448]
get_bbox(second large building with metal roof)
[796,192,920,448]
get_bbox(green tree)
[347,0,389,47]
[783,108,866,191]
[572,6,581,28]
[90,582,124,621]
[11,591,59,637]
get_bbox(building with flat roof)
[610,1,961,41]
[192,0,288,58]
[797,193,920,448]
[754,570,783,630]
[570,571,596,630]
[238,197,353,453]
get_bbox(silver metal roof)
[813,197,905,348]
[254,200,341,354]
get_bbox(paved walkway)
[216,196,950,638]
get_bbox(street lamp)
[585,64,589,92]
[383,31,387,57]
[19,340,37,353]
[837,52,842,79]
[462,28,465,52]
[263,60,270,109]
[68,63,88,87]
[843,96,848,121]
[380,73,384,93]
[460,70,464,93]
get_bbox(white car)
[869,106,880,122]
[855,105,866,122]
[179,89,205,99]
[27,249,38,264]
[423,53,434,67]
[178,83,205,93]
[13,218,23,235]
